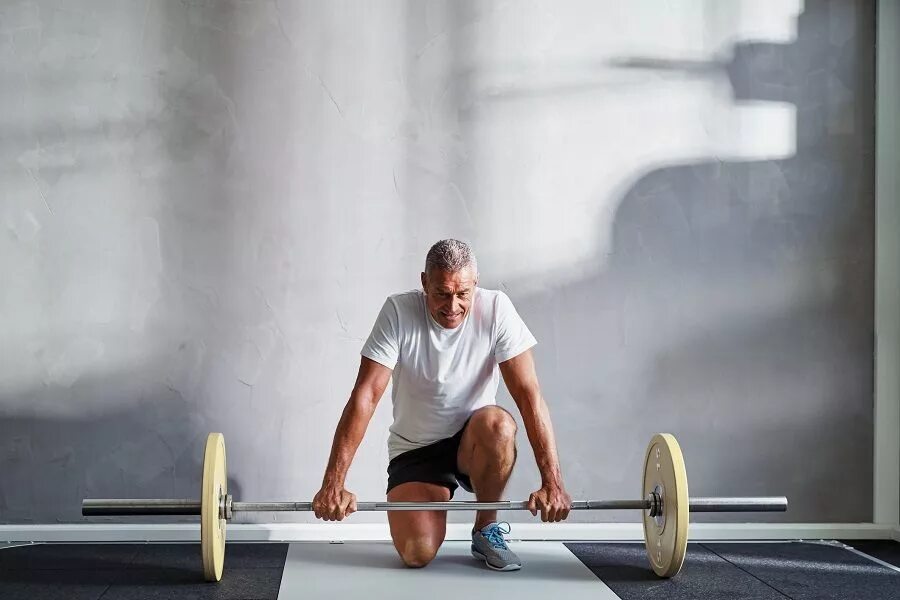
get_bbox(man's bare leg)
[387,482,450,567]
[457,406,518,530]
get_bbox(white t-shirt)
[361,288,537,460]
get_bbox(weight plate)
[201,432,227,582]
[642,433,688,577]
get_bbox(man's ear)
[420,271,427,292]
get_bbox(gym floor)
[2,539,899,599]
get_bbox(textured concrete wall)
[0,0,874,524]
[875,0,900,525]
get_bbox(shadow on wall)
[0,1,251,523]
[498,1,874,522]
[0,371,244,524]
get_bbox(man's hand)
[527,483,572,522]
[312,483,358,521]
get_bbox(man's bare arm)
[314,356,392,520]
[499,349,571,521]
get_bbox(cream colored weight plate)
[201,432,227,582]
[642,433,689,578]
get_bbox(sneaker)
[471,522,522,571]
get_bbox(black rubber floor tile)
[0,568,130,599]
[565,542,787,599]
[839,540,900,569]
[0,581,112,600]
[705,542,900,600]
[97,567,283,600]
[0,544,287,600]
[0,543,139,571]
[126,544,200,570]
[221,543,289,569]
[129,543,288,571]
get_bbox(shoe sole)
[471,549,522,571]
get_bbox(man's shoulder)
[384,289,424,313]
[387,289,423,301]
[471,288,514,323]
[475,287,506,303]
[474,287,514,312]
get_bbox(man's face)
[421,267,478,329]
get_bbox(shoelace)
[482,522,512,550]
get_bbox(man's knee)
[398,539,440,568]
[471,406,518,445]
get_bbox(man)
[312,239,570,571]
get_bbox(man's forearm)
[322,392,378,487]
[516,392,564,487]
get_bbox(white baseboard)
[0,523,894,544]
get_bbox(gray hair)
[424,239,478,275]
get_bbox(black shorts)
[386,423,474,499]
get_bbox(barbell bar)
[82,497,788,515]
[81,432,788,582]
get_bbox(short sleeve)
[494,292,537,363]
[361,298,400,369]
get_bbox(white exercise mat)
[277,541,620,599]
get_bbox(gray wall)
[876,0,900,525]
[0,0,874,524]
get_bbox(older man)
[313,239,570,571]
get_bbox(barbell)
[81,432,787,581]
